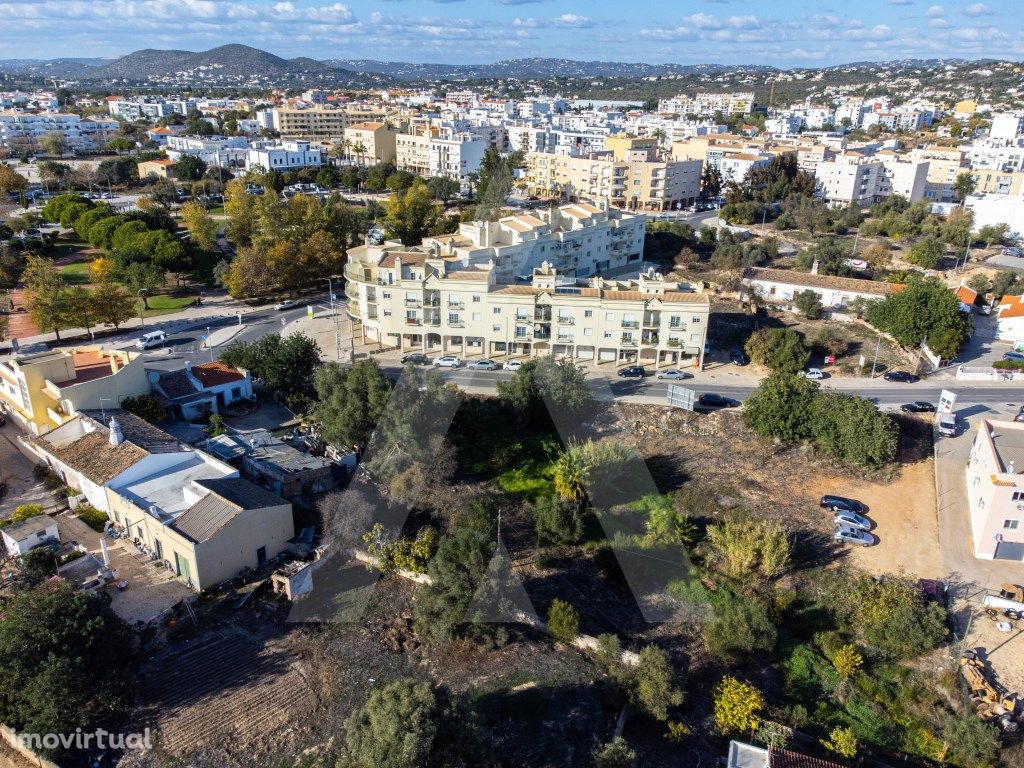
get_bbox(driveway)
[0,421,50,514]
[956,312,1005,368]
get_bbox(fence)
[956,365,1024,381]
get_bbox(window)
[515,326,528,338]
[383,309,392,317]
[493,307,502,314]
[584,328,593,337]
[1014,492,1024,501]
[492,324,502,332]
[382,291,391,299]
[605,312,614,321]
[448,313,460,324]
[584,310,593,318]
[472,313,481,321]
[603,331,613,339]
[691,316,702,324]
[472,295,481,303]
[1005,519,1022,531]
[516,308,529,319]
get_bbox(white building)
[741,267,902,310]
[990,113,1024,144]
[0,112,119,152]
[165,134,249,169]
[966,419,1024,561]
[1,515,59,556]
[108,98,196,122]
[246,139,323,171]
[814,150,928,206]
[966,191,1024,239]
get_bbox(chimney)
[109,417,124,447]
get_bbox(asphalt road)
[136,296,1024,410]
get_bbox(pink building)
[966,419,1024,561]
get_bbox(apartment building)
[969,169,1024,197]
[911,146,967,202]
[107,98,195,121]
[0,347,150,435]
[28,410,294,589]
[990,113,1024,143]
[247,139,322,171]
[814,151,927,206]
[658,92,755,116]
[269,104,392,142]
[670,134,795,179]
[165,134,249,168]
[965,419,1024,561]
[524,151,702,211]
[0,112,119,152]
[395,129,487,180]
[343,201,708,368]
[341,121,398,166]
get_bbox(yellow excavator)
[960,650,1019,731]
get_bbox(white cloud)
[962,3,992,17]
[926,4,945,16]
[551,13,590,28]
[512,17,537,27]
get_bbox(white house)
[2,515,59,556]
[996,293,1024,346]
[147,361,254,423]
[246,139,322,171]
[741,267,901,310]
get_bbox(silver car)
[656,369,692,380]
[834,526,873,547]
[467,359,499,371]
[833,511,871,531]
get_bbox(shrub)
[744,328,809,374]
[705,594,777,663]
[593,737,637,768]
[794,289,823,319]
[713,676,765,734]
[942,713,1001,768]
[831,643,864,679]
[532,495,583,546]
[76,505,108,533]
[120,394,167,423]
[547,598,580,643]
[705,517,790,581]
[821,726,858,759]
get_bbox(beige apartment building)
[344,202,710,368]
[271,105,391,142]
[911,145,966,202]
[341,121,398,166]
[970,169,1024,197]
[814,150,928,206]
[0,347,149,435]
[523,151,702,211]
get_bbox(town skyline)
[0,0,1020,66]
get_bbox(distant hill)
[85,44,340,80]
[0,57,112,77]
[325,57,748,80]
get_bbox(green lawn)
[58,259,93,285]
[140,294,195,316]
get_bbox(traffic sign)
[938,390,956,414]
[666,385,696,411]
[307,305,314,319]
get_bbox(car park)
[467,359,499,370]
[617,365,646,378]
[729,349,748,366]
[883,370,919,383]
[697,393,739,410]
[433,355,461,368]
[274,299,297,311]
[834,526,873,547]
[900,401,935,413]
[820,495,865,514]
[834,511,872,531]
[655,369,692,380]
[798,368,825,380]
[503,359,522,371]
[400,353,429,365]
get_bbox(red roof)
[955,285,978,305]
[192,362,245,388]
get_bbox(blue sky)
[0,1,1021,66]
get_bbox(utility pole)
[869,334,881,378]
[324,277,341,362]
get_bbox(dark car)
[401,353,429,365]
[883,370,919,383]
[900,401,936,413]
[729,349,748,366]
[697,393,739,410]
[617,365,646,378]
[917,578,948,608]
[820,495,865,514]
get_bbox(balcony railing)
[447,301,464,309]
[621,320,639,329]
[621,337,637,347]
[557,317,574,325]
[667,339,681,348]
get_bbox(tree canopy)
[314,360,392,448]
[866,277,972,358]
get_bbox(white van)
[135,330,167,350]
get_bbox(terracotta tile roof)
[192,362,245,388]
[445,271,489,281]
[40,430,148,484]
[998,294,1024,318]
[349,121,386,130]
[742,267,899,296]
[150,369,197,400]
[379,251,427,268]
[955,285,978,305]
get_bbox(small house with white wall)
[147,362,253,422]
[1,515,59,556]
[741,267,902,310]
[996,293,1024,347]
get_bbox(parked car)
[883,370,919,383]
[697,393,739,410]
[503,359,522,371]
[900,401,936,413]
[135,330,167,350]
[467,359,499,370]
[834,511,872,531]
[274,299,297,311]
[729,349,748,366]
[937,413,957,437]
[617,365,646,378]
[799,367,825,380]
[820,495,865,514]
[1003,351,1024,363]
[432,355,461,368]
[656,369,692,380]
[400,353,429,365]
[834,526,873,547]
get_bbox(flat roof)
[115,455,232,518]
[987,420,1024,474]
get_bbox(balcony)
[621,320,639,329]
[404,299,421,308]
[557,316,575,325]
[447,301,464,309]
[667,339,681,348]
[424,298,440,307]
[643,313,661,327]
[620,337,637,347]
[344,264,370,282]
[556,335,574,343]
[534,310,552,322]
[405,318,421,326]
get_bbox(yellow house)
[137,159,177,179]
[0,347,150,434]
[954,100,978,118]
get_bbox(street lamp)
[322,276,342,361]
